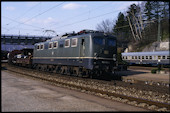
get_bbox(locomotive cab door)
[80,38,85,57]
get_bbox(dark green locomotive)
[32,30,117,77]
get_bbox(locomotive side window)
[53,41,58,49]
[37,44,40,50]
[107,39,116,46]
[49,42,53,49]
[71,38,77,47]
[65,39,70,48]
[40,44,44,50]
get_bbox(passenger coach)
[121,51,170,66]
[32,30,117,77]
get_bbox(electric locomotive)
[32,30,117,78]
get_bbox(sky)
[1,1,141,37]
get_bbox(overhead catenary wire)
[3,2,167,36]
[2,16,43,29]
[47,2,114,28]
[52,8,127,30]
[5,2,41,26]
[6,2,65,33]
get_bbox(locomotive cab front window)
[107,39,116,47]
[93,37,105,45]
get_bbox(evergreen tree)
[113,12,129,48]
[144,1,154,21]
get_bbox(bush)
[151,68,158,74]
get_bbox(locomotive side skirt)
[32,57,114,70]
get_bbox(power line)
[6,2,41,26]
[7,2,65,32]
[47,2,114,28]
[2,16,43,29]
[53,8,126,31]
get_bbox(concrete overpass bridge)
[1,34,53,51]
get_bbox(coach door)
[80,38,85,57]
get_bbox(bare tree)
[96,19,113,34]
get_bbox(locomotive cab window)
[107,38,116,47]
[53,41,58,49]
[71,38,77,47]
[65,39,70,48]
[49,42,53,49]
[93,37,105,45]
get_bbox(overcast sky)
[2,1,141,37]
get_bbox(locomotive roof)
[121,51,169,56]
[35,32,116,45]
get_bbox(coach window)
[40,44,44,50]
[49,42,53,49]
[122,56,124,60]
[149,56,152,59]
[142,56,144,59]
[128,56,131,60]
[158,56,161,59]
[53,41,58,49]
[154,56,157,60]
[135,56,137,59]
[65,39,70,48]
[146,56,148,59]
[162,56,165,59]
[167,56,170,59]
[138,56,140,59]
[132,56,134,59]
[71,38,77,47]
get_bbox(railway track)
[128,65,169,71]
[2,63,170,111]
